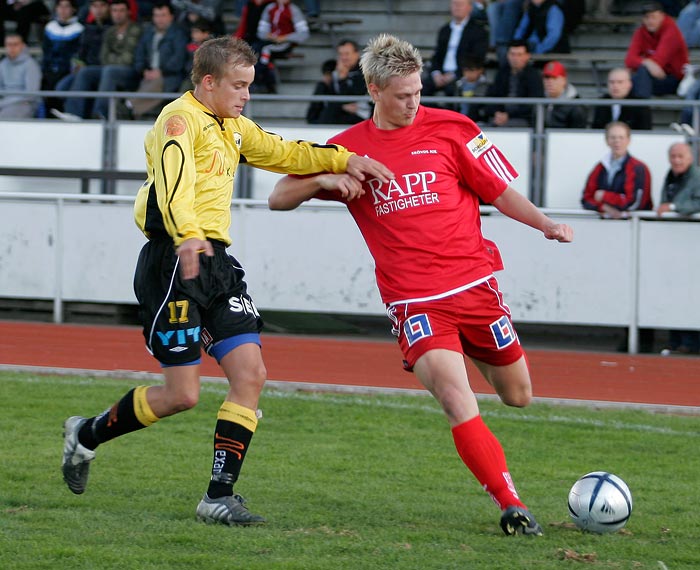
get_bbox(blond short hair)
[191,37,258,85]
[360,34,423,90]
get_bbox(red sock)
[451,415,526,510]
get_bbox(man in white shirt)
[422,0,489,97]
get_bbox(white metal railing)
[2,90,700,203]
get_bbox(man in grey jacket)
[658,142,700,215]
[0,32,41,118]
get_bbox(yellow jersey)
[134,91,353,246]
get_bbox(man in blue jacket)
[130,1,189,118]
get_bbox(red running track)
[1,321,699,408]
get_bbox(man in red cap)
[542,60,586,128]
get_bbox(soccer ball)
[567,471,633,533]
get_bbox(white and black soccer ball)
[567,471,633,533]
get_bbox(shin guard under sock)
[79,386,160,450]
[206,401,257,499]
[451,415,526,510]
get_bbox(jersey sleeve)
[457,125,519,203]
[150,111,204,245]
[239,117,354,175]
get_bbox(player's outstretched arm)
[269,173,364,211]
[492,187,573,243]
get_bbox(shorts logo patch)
[156,326,201,349]
[201,327,213,348]
[386,305,400,337]
[490,315,516,349]
[404,314,432,347]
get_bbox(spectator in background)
[625,2,688,98]
[454,54,488,122]
[656,142,700,355]
[50,0,111,120]
[487,0,523,67]
[0,32,41,118]
[52,0,142,121]
[542,60,586,128]
[128,1,189,118]
[254,0,309,93]
[310,39,369,125]
[657,142,700,216]
[677,0,700,47]
[180,18,213,91]
[484,40,544,127]
[235,0,273,46]
[41,0,84,113]
[172,0,225,36]
[581,121,653,218]
[422,0,489,98]
[305,57,335,123]
[91,0,142,119]
[0,0,50,44]
[591,67,652,130]
[513,0,569,55]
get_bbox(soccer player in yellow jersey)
[61,36,393,525]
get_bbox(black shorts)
[133,237,264,366]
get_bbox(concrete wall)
[1,193,698,336]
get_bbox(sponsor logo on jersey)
[410,149,438,155]
[204,150,225,176]
[367,171,440,216]
[403,314,433,346]
[467,132,493,159]
[489,315,516,349]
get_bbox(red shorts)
[386,277,523,371]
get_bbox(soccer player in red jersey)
[269,34,573,536]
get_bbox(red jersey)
[321,106,517,304]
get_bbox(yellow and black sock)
[206,401,258,499]
[78,386,160,450]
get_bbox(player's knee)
[436,385,477,424]
[230,360,267,394]
[501,385,532,408]
[246,361,267,391]
[167,389,200,413]
[178,392,200,411]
